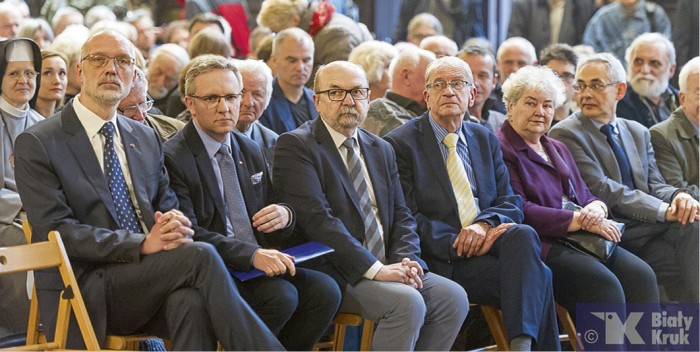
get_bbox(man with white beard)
[616,33,679,128]
[147,44,189,115]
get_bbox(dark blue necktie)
[100,122,141,233]
[600,124,635,190]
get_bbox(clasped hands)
[141,209,194,254]
[578,202,622,242]
[666,192,700,225]
[453,222,515,258]
[375,258,424,289]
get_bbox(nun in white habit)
[0,38,43,341]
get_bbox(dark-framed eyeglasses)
[188,93,242,109]
[81,54,135,70]
[573,81,619,92]
[118,96,154,116]
[316,88,370,101]
[426,80,471,91]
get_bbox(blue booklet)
[232,242,334,281]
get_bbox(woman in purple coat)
[496,66,658,323]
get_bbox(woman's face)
[507,88,555,142]
[1,61,37,108]
[33,28,51,49]
[38,56,67,103]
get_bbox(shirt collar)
[0,96,29,116]
[321,118,359,149]
[428,112,467,146]
[73,93,120,140]
[194,121,231,158]
[590,116,620,135]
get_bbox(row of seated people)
[1,25,698,352]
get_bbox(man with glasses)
[550,53,699,303]
[273,61,468,351]
[163,54,341,350]
[540,43,578,126]
[14,31,283,350]
[118,67,184,142]
[457,45,506,132]
[385,56,560,351]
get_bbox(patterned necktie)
[216,144,257,244]
[443,133,478,227]
[343,137,386,264]
[99,122,141,233]
[600,124,635,190]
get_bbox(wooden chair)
[0,231,100,350]
[312,313,375,351]
[21,221,160,351]
[479,304,580,351]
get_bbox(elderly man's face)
[0,9,20,38]
[681,71,699,124]
[313,63,370,136]
[238,71,268,131]
[497,45,535,83]
[133,17,157,53]
[78,32,136,107]
[628,42,674,98]
[272,36,314,88]
[186,69,241,142]
[54,13,83,36]
[118,84,151,122]
[576,62,626,122]
[424,64,475,121]
[147,53,179,99]
[408,23,437,46]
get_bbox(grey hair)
[349,40,398,85]
[51,7,84,30]
[18,18,55,43]
[424,56,473,86]
[679,57,700,94]
[625,32,676,66]
[407,13,443,36]
[132,66,148,92]
[184,55,241,96]
[84,6,116,29]
[313,61,367,92]
[151,43,190,70]
[576,53,627,84]
[458,45,497,72]
[502,65,566,110]
[389,47,436,78]
[271,27,313,56]
[496,37,537,64]
[235,59,274,109]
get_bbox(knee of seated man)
[389,286,427,326]
[174,242,227,271]
[500,224,540,248]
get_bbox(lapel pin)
[129,143,136,148]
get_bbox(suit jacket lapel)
[580,115,623,182]
[184,123,228,224]
[118,117,156,227]
[312,119,364,214]
[417,116,460,214]
[617,120,646,191]
[62,104,120,224]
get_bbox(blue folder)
[232,242,334,281]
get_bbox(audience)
[274,60,469,351]
[539,43,579,125]
[162,19,190,49]
[617,32,679,128]
[361,47,435,136]
[0,2,22,39]
[35,49,67,118]
[496,65,658,322]
[385,56,560,351]
[0,37,42,342]
[118,67,184,141]
[50,7,83,37]
[549,53,699,303]
[83,5,116,30]
[419,34,458,58]
[163,55,341,350]
[650,57,699,199]
[404,12,443,46]
[348,40,398,102]
[49,24,89,105]
[147,43,189,115]
[235,59,279,165]
[457,45,505,131]
[493,36,537,113]
[392,0,485,46]
[188,27,233,59]
[17,18,53,49]
[257,27,318,134]
[14,30,283,350]
[125,9,159,61]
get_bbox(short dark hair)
[539,43,578,67]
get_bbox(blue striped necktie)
[100,122,141,233]
[343,137,386,264]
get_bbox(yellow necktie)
[443,133,478,227]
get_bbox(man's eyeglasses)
[426,80,471,91]
[189,94,242,108]
[7,70,39,81]
[81,54,135,70]
[118,96,154,116]
[316,88,370,101]
[573,81,619,92]
[555,72,575,82]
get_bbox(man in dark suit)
[13,30,283,350]
[235,59,279,167]
[385,56,559,351]
[258,28,319,134]
[273,61,469,351]
[163,55,340,350]
[550,53,699,302]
